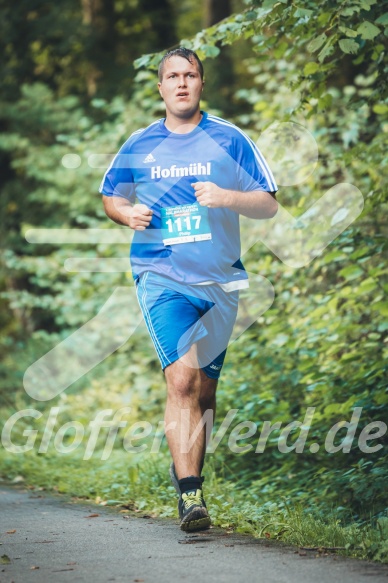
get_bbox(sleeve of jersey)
[98,140,137,203]
[233,131,278,194]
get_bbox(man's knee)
[198,373,217,410]
[199,386,216,410]
[165,363,201,401]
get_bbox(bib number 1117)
[165,215,201,233]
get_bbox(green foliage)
[135,0,387,110]
[0,0,387,562]
[339,39,360,54]
[0,0,178,100]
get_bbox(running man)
[100,47,278,531]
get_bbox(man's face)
[158,56,204,119]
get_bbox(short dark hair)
[158,47,204,82]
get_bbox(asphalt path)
[1,484,387,583]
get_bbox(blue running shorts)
[135,271,239,379]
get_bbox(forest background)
[0,0,387,562]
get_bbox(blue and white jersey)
[99,111,277,286]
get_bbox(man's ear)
[158,82,163,98]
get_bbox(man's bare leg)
[164,344,218,480]
[198,370,217,473]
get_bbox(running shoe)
[178,488,211,532]
[169,462,180,494]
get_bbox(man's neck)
[164,110,203,134]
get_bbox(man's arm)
[102,195,153,230]
[192,182,278,219]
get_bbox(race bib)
[161,203,212,246]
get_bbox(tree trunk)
[204,0,231,27]
[142,0,177,51]
[203,0,234,115]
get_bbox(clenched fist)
[191,181,229,208]
[129,204,153,230]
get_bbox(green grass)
[1,447,387,563]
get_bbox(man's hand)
[128,203,153,230]
[192,182,229,208]
[103,196,153,229]
[191,182,277,219]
